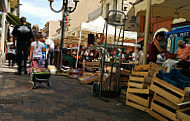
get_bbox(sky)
[20,0,64,29]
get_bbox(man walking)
[12,17,33,75]
[45,37,54,65]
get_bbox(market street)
[0,64,156,121]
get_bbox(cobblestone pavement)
[0,65,157,121]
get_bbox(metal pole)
[59,0,68,72]
[143,0,151,65]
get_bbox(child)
[41,36,48,67]
[30,33,46,67]
[5,36,15,67]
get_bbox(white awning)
[135,0,190,21]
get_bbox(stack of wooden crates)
[126,62,166,112]
[126,62,190,121]
[149,77,190,121]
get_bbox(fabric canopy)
[81,16,137,40]
[75,16,138,68]
[6,13,31,26]
[166,27,190,38]
[135,0,190,21]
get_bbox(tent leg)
[75,29,82,68]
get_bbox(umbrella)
[135,0,190,21]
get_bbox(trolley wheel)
[32,80,37,89]
[47,82,51,89]
[93,83,100,97]
[115,85,121,98]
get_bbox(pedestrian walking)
[41,36,48,67]
[12,17,33,75]
[5,36,16,67]
[45,37,54,65]
[30,33,46,67]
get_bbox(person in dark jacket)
[12,17,33,75]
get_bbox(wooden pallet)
[149,93,178,121]
[150,77,188,104]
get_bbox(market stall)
[166,27,190,53]
[76,16,138,68]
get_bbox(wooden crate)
[177,110,190,121]
[128,81,149,89]
[120,77,129,81]
[79,72,97,84]
[120,69,131,76]
[127,88,151,94]
[133,62,166,73]
[176,101,190,121]
[150,77,189,104]
[126,63,167,114]
[149,62,166,72]
[84,62,99,67]
[119,81,128,86]
[133,64,150,71]
[126,92,150,112]
[149,93,178,121]
[131,71,149,77]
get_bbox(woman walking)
[30,33,46,67]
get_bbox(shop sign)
[169,31,190,38]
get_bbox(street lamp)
[48,0,79,73]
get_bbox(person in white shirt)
[5,36,15,67]
[30,33,46,66]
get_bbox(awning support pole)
[75,29,82,68]
[143,0,151,65]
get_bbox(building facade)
[0,0,19,65]
[69,0,101,30]
[42,21,61,37]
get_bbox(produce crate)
[150,77,190,104]
[79,72,97,84]
[126,92,150,112]
[126,63,167,113]
[149,93,178,121]
[120,69,130,87]
[84,62,100,67]
[176,101,190,121]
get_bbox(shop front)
[166,26,190,53]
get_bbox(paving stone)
[0,65,157,121]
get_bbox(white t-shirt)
[7,42,15,54]
[45,38,54,49]
[31,41,44,58]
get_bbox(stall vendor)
[147,31,168,63]
[177,40,190,61]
